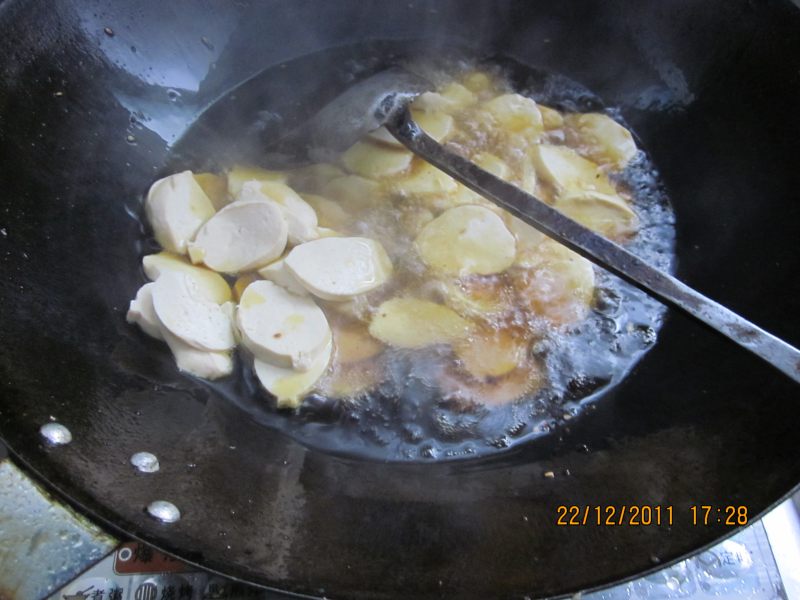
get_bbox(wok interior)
[162,47,677,462]
[0,1,799,598]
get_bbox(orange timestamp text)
[556,505,673,526]
[556,504,749,526]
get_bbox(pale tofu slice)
[415,205,516,275]
[454,326,529,379]
[321,175,382,211]
[316,227,343,238]
[398,206,435,237]
[368,297,471,349]
[161,327,233,380]
[367,110,454,148]
[317,359,383,398]
[520,156,538,194]
[150,272,236,351]
[330,319,383,363]
[483,94,544,136]
[284,237,393,301]
[365,126,401,147]
[505,216,547,268]
[193,172,230,210]
[126,282,233,378]
[240,181,319,245]
[564,113,637,169]
[288,163,346,192]
[448,153,513,207]
[253,339,332,409]
[321,296,372,323]
[474,152,511,179]
[392,159,458,197]
[144,170,216,255]
[257,257,309,296]
[438,360,544,406]
[539,105,564,130]
[461,71,493,93]
[530,144,616,197]
[142,252,232,304]
[233,273,259,302]
[188,199,288,273]
[341,140,413,178]
[226,165,288,197]
[126,282,164,340]
[437,275,513,318]
[511,240,596,325]
[413,83,477,113]
[554,190,638,239]
[300,193,349,230]
[237,280,331,370]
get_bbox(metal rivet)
[40,423,72,445]
[147,500,180,523]
[130,452,160,473]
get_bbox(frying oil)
[165,51,676,461]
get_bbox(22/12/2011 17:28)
[555,505,750,527]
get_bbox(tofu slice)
[316,227,343,238]
[530,144,616,197]
[554,190,638,239]
[321,175,382,211]
[193,172,230,210]
[233,273,259,302]
[511,240,596,325]
[142,252,231,303]
[506,216,547,268]
[483,93,544,136]
[367,110,454,148]
[539,105,564,130]
[284,237,393,301]
[126,281,233,378]
[437,275,513,318]
[226,165,288,197]
[126,282,164,340]
[330,319,383,363]
[392,160,458,197]
[242,181,319,245]
[415,205,516,275]
[237,280,331,371]
[144,171,216,255]
[461,71,494,93]
[341,140,413,178]
[454,326,528,379]
[150,272,236,352]
[257,257,309,296]
[368,297,471,349]
[161,327,234,380]
[564,113,637,169]
[188,199,288,273]
[253,339,332,409]
[300,193,349,230]
[287,163,345,192]
[412,83,477,113]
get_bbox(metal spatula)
[267,68,800,383]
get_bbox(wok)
[1,0,799,598]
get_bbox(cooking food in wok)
[1,1,798,598]
[127,64,675,459]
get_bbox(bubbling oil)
[167,52,676,461]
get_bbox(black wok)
[1,0,799,598]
